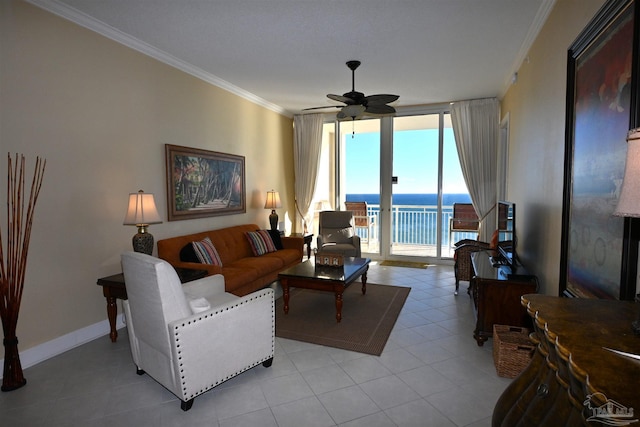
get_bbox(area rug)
[275,283,410,356]
[380,260,429,269]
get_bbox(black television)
[497,201,516,266]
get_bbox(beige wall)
[1,1,294,352]
[501,0,605,295]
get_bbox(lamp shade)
[614,129,640,217]
[264,190,282,210]
[123,190,162,225]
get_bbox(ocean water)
[346,193,472,207]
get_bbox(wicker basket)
[493,325,534,378]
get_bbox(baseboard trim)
[0,316,126,379]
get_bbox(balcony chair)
[449,203,480,244]
[121,251,274,411]
[317,210,361,257]
[345,201,375,242]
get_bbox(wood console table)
[471,251,538,346]
[493,294,640,426]
[96,267,206,342]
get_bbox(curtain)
[450,98,500,242]
[293,114,324,232]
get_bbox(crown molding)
[26,0,291,117]
[500,0,557,98]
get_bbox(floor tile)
[2,263,513,426]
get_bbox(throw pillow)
[179,243,200,263]
[191,237,223,266]
[245,230,277,256]
[267,229,284,250]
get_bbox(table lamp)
[613,128,640,334]
[264,190,282,231]
[123,190,162,255]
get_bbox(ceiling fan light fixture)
[340,104,366,119]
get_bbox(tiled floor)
[1,262,512,426]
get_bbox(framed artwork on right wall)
[560,0,639,300]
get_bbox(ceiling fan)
[304,60,399,120]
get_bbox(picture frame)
[165,144,246,221]
[560,0,638,299]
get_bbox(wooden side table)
[290,233,313,259]
[96,268,207,342]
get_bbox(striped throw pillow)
[245,230,277,256]
[191,237,222,266]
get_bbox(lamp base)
[132,231,154,255]
[269,210,278,231]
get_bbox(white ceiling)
[29,0,554,117]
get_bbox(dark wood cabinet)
[493,294,640,426]
[471,251,538,346]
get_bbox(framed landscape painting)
[165,144,246,221]
[560,0,638,300]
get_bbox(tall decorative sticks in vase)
[0,154,46,391]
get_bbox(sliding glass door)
[341,119,381,255]
[390,113,468,259]
[314,106,469,261]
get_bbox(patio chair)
[345,201,375,242]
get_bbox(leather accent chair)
[121,251,274,411]
[316,211,361,257]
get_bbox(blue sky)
[345,129,469,194]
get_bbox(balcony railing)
[357,204,478,251]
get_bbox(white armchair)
[121,251,274,411]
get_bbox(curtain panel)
[450,98,500,242]
[293,114,324,232]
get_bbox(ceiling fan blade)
[302,105,341,111]
[327,94,354,104]
[364,94,399,105]
[364,104,396,115]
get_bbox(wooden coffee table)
[278,257,370,323]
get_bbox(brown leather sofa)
[157,224,303,296]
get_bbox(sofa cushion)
[218,266,260,291]
[192,237,223,266]
[229,256,283,277]
[245,230,277,256]
[262,249,301,266]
